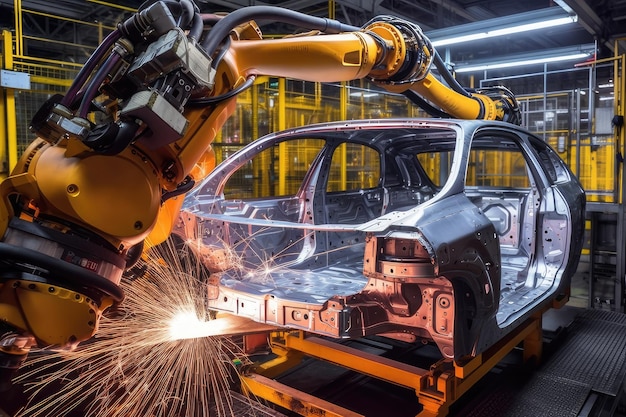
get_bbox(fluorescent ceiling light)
[349,92,379,98]
[427,8,578,48]
[455,52,590,73]
[452,44,594,73]
[432,17,576,47]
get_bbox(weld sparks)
[168,311,229,341]
[14,240,256,417]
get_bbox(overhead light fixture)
[455,53,589,73]
[453,44,594,73]
[431,17,576,47]
[427,8,578,48]
[349,92,379,98]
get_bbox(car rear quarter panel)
[412,193,501,358]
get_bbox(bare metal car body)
[178,118,585,361]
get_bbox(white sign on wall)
[0,69,31,90]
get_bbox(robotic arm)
[0,1,520,365]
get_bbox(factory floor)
[565,258,626,417]
[260,310,626,417]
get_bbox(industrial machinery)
[0,0,526,368]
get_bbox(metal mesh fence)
[12,61,79,155]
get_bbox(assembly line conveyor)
[236,306,626,417]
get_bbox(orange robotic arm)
[220,14,518,122]
[0,3,520,362]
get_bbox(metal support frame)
[1,30,18,176]
[616,50,626,313]
[241,313,543,417]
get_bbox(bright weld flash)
[168,311,224,341]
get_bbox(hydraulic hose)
[177,0,194,27]
[77,52,123,119]
[210,35,231,70]
[403,90,451,118]
[188,12,203,42]
[60,29,121,108]
[433,51,472,98]
[201,6,359,56]
[190,75,256,105]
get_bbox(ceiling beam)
[426,0,477,22]
[560,0,611,52]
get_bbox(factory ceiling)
[0,0,619,71]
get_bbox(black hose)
[161,176,195,203]
[77,52,122,119]
[0,242,125,303]
[124,241,144,269]
[201,6,358,56]
[83,119,140,155]
[403,90,451,118]
[433,51,472,98]
[178,0,194,28]
[190,75,255,105]
[188,12,203,42]
[211,35,231,70]
[61,29,121,108]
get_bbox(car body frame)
[177,118,585,361]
